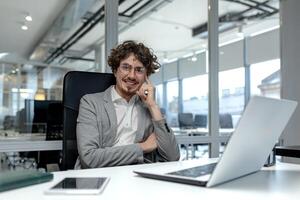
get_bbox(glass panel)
[166,80,178,127]
[155,84,163,108]
[219,68,245,129]
[179,143,209,161]
[250,59,280,98]
[0,59,98,136]
[219,142,228,156]
[182,74,208,126]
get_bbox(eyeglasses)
[119,64,146,75]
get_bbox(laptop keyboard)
[167,162,217,178]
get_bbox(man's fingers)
[145,76,151,85]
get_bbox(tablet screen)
[46,177,109,194]
[53,177,107,189]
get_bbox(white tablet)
[45,177,110,195]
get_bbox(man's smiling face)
[114,53,147,101]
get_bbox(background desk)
[275,145,300,158]
[1,160,300,200]
[0,134,62,152]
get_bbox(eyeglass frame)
[119,64,146,75]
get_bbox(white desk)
[172,127,234,136]
[0,134,62,152]
[0,128,233,153]
[173,128,233,158]
[173,128,233,144]
[1,160,300,200]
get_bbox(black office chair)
[219,113,233,129]
[193,114,207,128]
[178,113,194,129]
[62,71,116,170]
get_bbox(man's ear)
[112,69,117,76]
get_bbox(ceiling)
[0,0,279,70]
[0,0,70,63]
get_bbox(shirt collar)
[111,86,139,104]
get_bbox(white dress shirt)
[111,86,141,146]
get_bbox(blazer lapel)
[135,101,147,142]
[103,86,118,141]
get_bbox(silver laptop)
[134,96,297,187]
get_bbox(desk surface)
[172,127,234,135]
[1,160,300,200]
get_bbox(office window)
[182,74,208,116]
[219,68,245,128]
[166,80,179,127]
[155,84,163,108]
[0,63,68,132]
[250,59,280,99]
[179,143,209,160]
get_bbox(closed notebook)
[0,170,53,192]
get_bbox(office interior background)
[0,0,299,171]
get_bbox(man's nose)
[128,68,136,77]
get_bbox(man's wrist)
[148,103,159,111]
[138,142,148,153]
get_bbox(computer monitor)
[19,99,62,133]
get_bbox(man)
[75,41,180,169]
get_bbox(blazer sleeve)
[76,95,144,169]
[153,118,180,161]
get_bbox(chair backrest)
[193,114,207,128]
[178,113,194,129]
[219,113,233,128]
[62,71,116,170]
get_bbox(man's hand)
[136,77,163,121]
[136,77,156,107]
[138,133,157,153]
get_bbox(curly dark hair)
[107,40,160,76]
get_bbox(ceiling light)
[21,24,28,30]
[236,26,244,37]
[167,58,178,63]
[0,53,9,59]
[191,51,197,62]
[182,53,193,58]
[25,14,32,22]
[191,55,197,62]
[163,52,168,63]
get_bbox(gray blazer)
[75,86,180,169]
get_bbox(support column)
[94,45,104,72]
[208,0,219,158]
[244,37,250,106]
[280,0,300,164]
[105,0,118,73]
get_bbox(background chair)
[178,113,194,129]
[62,71,115,170]
[193,114,207,128]
[46,102,63,140]
[219,113,233,129]
[37,102,63,171]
